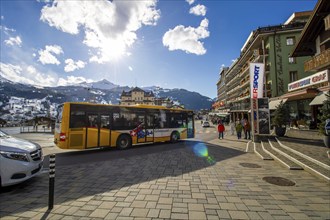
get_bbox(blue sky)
[0,0,317,99]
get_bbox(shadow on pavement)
[278,136,325,148]
[0,140,245,216]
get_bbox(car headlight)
[0,151,29,162]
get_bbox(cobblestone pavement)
[1,131,330,220]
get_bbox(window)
[286,37,295,46]
[88,115,98,128]
[289,71,298,82]
[100,115,110,129]
[70,110,86,128]
[288,57,296,64]
[113,110,138,130]
[168,113,185,128]
[56,105,63,123]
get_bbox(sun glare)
[103,38,126,62]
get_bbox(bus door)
[86,114,99,148]
[187,113,195,138]
[136,113,154,143]
[86,114,111,148]
[99,114,111,147]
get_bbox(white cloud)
[4,36,22,47]
[186,0,195,5]
[64,59,86,72]
[0,62,57,87]
[38,45,63,65]
[189,4,207,16]
[162,18,210,55]
[128,66,133,71]
[0,25,16,36]
[57,76,93,86]
[40,0,160,63]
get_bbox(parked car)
[202,121,210,127]
[0,130,43,187]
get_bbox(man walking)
[218,121,225,139]
[244,119,251,139]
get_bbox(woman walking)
[236,121,243,139]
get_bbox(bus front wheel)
[170,131,179,143]
[116,135,132,150]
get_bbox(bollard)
[48,154,56,210]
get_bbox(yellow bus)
[54,102,195,150]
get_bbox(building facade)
[120,87,155,106]
[291,0,330,125]
[213,67,229,116]
[216,11,313,124]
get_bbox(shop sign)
[288,70,329,92]
[250,63,265,99]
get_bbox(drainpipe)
[273,31,278,97]
[262,38,267,98]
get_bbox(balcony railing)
[304,48,330,72]
[230,102,250,111]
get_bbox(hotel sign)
[288,70,329,92]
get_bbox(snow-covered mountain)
[0,77,213,111]
[78,79,119,90]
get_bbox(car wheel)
[116,135,132,150]
[170,131,179,143]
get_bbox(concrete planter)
[275,126,286,137]
[324,135,330,148]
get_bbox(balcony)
[230,102,250,111]
[304,48,330,72]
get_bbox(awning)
[269,98,288,110]
[309,92,328,106]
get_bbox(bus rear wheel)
[116,135,132,150]
[170,131,179,143]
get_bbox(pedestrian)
[217,121,225,139]
[236,121,243,139]
[229,120,235,135]
[244,119,251,139]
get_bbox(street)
[0,123,329,219]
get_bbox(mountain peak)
[79,79,119,90]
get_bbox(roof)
[121,87,154,97]
[291,0,330,57]
[65,102,193,112]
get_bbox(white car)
[0,130,43,187]
[202,121,210,127]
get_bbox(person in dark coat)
[244,119,251,139]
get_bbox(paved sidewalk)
[1,132,330,219]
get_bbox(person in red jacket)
[217,120,225,139]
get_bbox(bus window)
[113,110,137,130]
[146,115,154,128]
[70,110,86,128]
[169,113,183,128]
[159,110,166,128]
[100,115,110,129]
[88,115,98,128]
[56,105,63,123]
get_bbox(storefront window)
[287,99,313,127]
